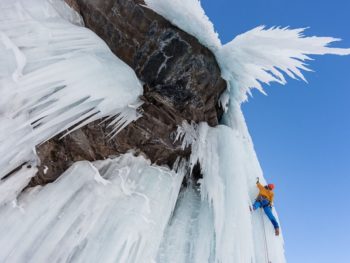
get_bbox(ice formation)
[145,0,350,102]
[0,0,349,262]
[0,154,185,262]
[143,0,221,51]
[0,0,143,179]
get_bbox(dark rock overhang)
[30,0,226,186]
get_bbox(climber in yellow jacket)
[257,181,274,205]
[252,178,280,236]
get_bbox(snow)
[0,0,143,179]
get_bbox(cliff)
[31,0,226,185]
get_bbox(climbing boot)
[275,228,280,236]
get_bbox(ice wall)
[0,154,185,263]
[0,0,143,179]
[142,1,350,262]
[172,119,285,263]
[1,0,349,262]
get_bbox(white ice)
[0,0,143,179]
[143,1,348,262]
[145,0,350,103]
[144,0,221,51]
[218,26,350,102]
[1,0,349,262]
[174,119,286,263]
[0,153,185,263]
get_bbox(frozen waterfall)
[1,0,349,262]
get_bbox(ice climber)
[252,178,280,236]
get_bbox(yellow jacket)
[257,182,274,204]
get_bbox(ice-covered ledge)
[31,0,226,185]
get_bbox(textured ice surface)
[157,186,215,263]
[48,0,85,26]
[144,0,221,51]
[145,0,350,102]
[175,118,286,263]
[0,0,143,179]
[1,0,349,262]
[218,26,350,102]
[0,154,184,263]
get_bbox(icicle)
[218,26,350,102]
[0,0,143,179]
[144,1,350,103]
[0,154,185,262]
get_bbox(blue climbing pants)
[253,198,279,229]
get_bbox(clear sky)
[201,1,350,262]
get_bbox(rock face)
[31,0,226,185]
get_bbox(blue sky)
[201,1,350,262]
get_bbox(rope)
[260,209,271,263]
